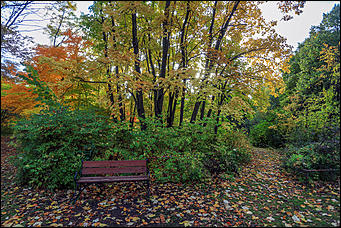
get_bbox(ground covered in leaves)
[1,136,340,227]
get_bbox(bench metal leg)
[146,180,151,204]
[146,180,150,197]
[71,182,79,204]
[72,180,152,204]
[72,184,87,204]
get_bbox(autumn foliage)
[1,72,38,123]
[1,30,92,123]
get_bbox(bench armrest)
[146,159,150,179]
[74,170,80,182]
[74,160,84,182]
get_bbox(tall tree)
[155,1,171,121]
[131,4,146,129]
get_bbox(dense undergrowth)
[9,106,251,190]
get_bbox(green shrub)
[283,131,340,181]
[249,120,271,147]
[1,124,14,136]
[116,119,212,182]
[249,120,284,148]
[94,117,252,183]
[284,144,315,170]
[11,106,115,190]
[11,109,252,188]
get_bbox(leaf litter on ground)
[1,136,340,227]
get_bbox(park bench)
[72,160,150,203]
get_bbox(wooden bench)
[72,160,150,203]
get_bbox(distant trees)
[281,3,340,137]
[247,4,340,177]
[1,1,76,78]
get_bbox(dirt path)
[221,147,340,226]
[1,136,340,227]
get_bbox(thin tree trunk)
[130,101,136,128]
[115,66,125,121]
[179,1,191,126]
[101,23,117,122]
[203,95,215,128]
[205,65,228,121]
[191,1,240,123]
[170,90,179,127]
[167,92,174,127]
[155,1,171,120]
[148,47,158,116]
[111,16,125,121]
[132,12,146,130]
[214,109,221,134]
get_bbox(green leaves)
[12,107,115,190]
[16,65,59,109]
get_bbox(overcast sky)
[20,1,341,51]
[259,1,339,51]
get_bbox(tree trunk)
[214,109,221,134]
[115,66,125,121]
[179,85,186,126]
[111,16,125,121]
[179,1,191,126]
[167,92,174,127]
[155,1,171,121]
[190,1,217,124]
[190,1,240,123]
[132,12,146,130]
[170,90,179,126]
[130,101,136,128]
[101,24,117,122]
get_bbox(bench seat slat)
[77,175,149,183]
[83,160,146,168]
[82,167,146,175]
[73,159,150,203]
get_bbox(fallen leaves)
[179,220,192,227]
[1,137,340,227]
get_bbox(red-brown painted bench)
[72,160,150,203]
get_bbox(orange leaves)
[29,29,92,108]
[160,214,166,223]
[1,77,39,119]
[35,45,67,61]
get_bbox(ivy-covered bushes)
[11,107,115,190]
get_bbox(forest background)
[1,1,339,190]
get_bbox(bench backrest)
[81,160,147,175]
